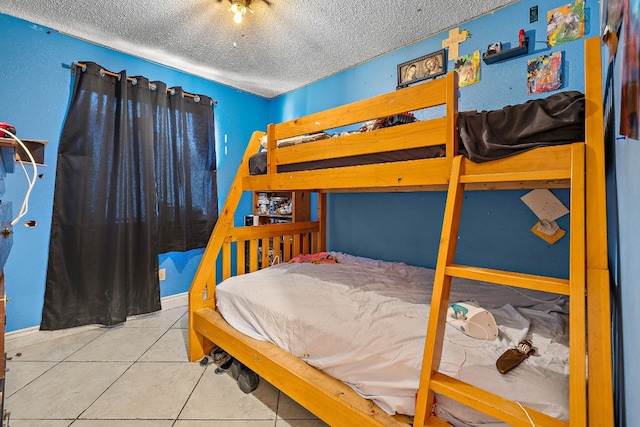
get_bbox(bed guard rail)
[261,71,459,188]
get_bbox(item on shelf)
[257,193,269,214]
[0,123,16,137]
[487,42,501,55]
[268,196,287,215]
[256,192,294,219]
[277,200,292,215]
[482,37,529,64]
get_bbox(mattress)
[216,252,570,423]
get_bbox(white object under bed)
[216,252,570,424]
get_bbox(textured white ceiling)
[1,0,517,98]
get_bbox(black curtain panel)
[41,62,217,330]
[153,82,218,252]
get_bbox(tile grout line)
[4,328,108,399]
[73,306,190,423]
[72,325,173,423]
[173,358,211,423]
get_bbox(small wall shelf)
[482,38,529,64]
[0,137,47,166]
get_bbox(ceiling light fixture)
[230,0,251,24]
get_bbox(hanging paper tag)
[520,189,569,221]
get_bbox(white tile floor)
[3,297,329,427]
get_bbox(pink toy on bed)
[289,252,340,264]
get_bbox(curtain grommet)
[131,77,138,86]
[194,96,201,103]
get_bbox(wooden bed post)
[317,192,327,252]
[267,123,277,189]
[568,143,587,426]
[187,131,264,362]
[583,36,614,427]
[414,155,465,425]
[445,71,459,180]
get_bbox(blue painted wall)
[0,13,269,331]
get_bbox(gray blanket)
[458,91,585,162]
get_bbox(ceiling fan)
[218,0,272,24]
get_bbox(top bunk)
[241,39,603,194]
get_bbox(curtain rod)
[75,62,217,105]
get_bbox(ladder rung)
[430,372,569,427]
[424,415,453,426]
[460,170,570,184]
[445,264,571,295]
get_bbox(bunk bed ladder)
[415,146,586,427]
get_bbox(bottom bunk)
[211,252,571,425]
[191,253,571,426]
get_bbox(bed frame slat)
[274,77,449,141]
[275,119,447,166]
[445,264,571,295]
[429,373,568,427]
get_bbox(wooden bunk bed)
[188,37,613,426]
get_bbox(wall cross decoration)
[442,27,469,59]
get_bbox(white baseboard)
[159,291,188,310]
[5,292,189,352]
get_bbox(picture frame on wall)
[397,49,447,89]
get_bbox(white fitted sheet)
[216,252,570,423]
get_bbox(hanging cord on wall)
[74,62,218,105]
[0,128,38,226]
